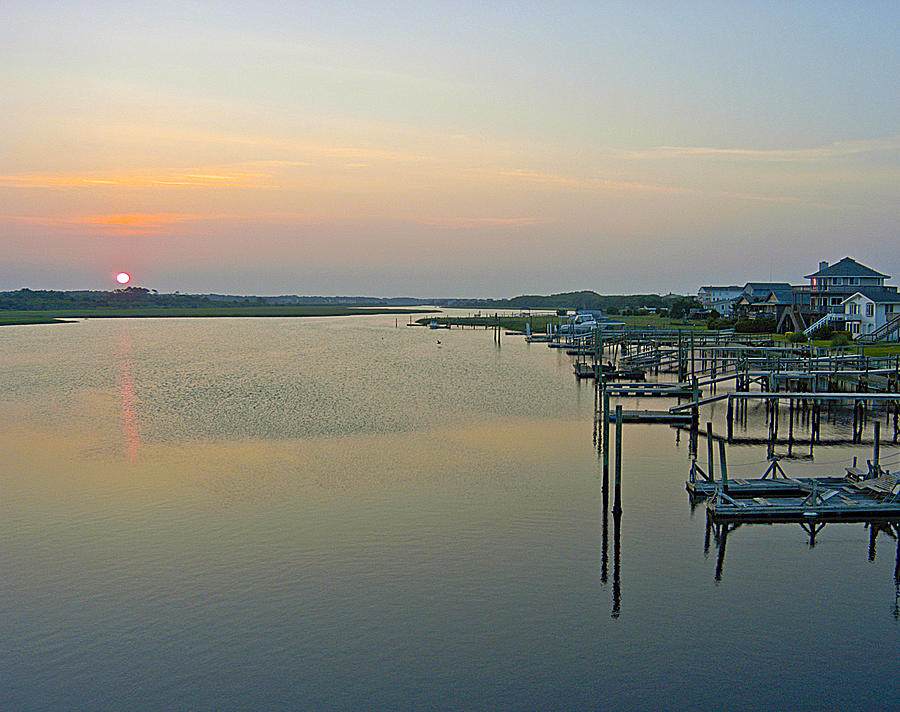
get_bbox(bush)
[734,317,776,334]
[787,331,808,343]
[811,325,835,340]
[831,331,851,347]
[606,306,620,315]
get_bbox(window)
[849,303,859,315]
[866,303,874,317]
[850,322,860,334]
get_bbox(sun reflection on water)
[117,327,141,460]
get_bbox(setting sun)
[115,272,131,285]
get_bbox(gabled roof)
[840,287,900,305]
[764,288,795,304]
[699,285,741,292]
[805,257,890,280]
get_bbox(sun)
[115,271,131,285]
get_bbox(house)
[800,257,892,314]
[697,285,742,316]
[841,289,900,341]
[732,282,793,318]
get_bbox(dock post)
[603,389,611,482]
[706,421,715,479]
[726,395,734,441]
[690,331,695,382]
[894,401,898,443]
[874,420,881,474]
[788,398,794,443]
[718,440,729,494]
[613,404,623,515]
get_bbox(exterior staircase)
[857,314,900,344]
[803,311,844,337]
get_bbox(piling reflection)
[599,451,621,619]
[676,422,892,464]
[612,510,621,619]
[706,518,900,615]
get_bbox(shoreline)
[0,305,437,327]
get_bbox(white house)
[697,286,742,316]
[803,257,891,314]
[841,289,900,341]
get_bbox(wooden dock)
[610,409,693,424]
[687,475,850,499]
[705,486,900,523]
[574,363,646,381]
[687,427,900,523]
[605,383,696,398]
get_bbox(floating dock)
[688,441,900,523]
[705,486,900,523]
[574,363,646,381]
[605,383,696,398]
[610,409,693,424]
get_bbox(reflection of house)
[841,289,900,341]
[697,286,742,315]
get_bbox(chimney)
[819,260,828,272]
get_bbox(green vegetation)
[0,305,434,327]
[830,331,852,347]
[863,344,900,356]
[416,314,557,332]
[432,290,697,313]
[415,312,707,331]
[0,314,73,326]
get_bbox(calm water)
[2,314,899,710]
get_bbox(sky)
[2,0,898,297]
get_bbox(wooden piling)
[706,421,715,479]
[726,395,734,441]
[613,404,623,515]
[602,389,611,481]
[874,420,881,473]
[718,440,729,494]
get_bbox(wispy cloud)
[620,137,900,163]
[1,213,229,236]
[118,126,432,163]
[493,167,846,207]
[414,216,545,229]
[495,169,694,195]
[0,171,267,189]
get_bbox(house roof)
[699,285,741,292]
[840,287,900,304]
[743,282,792,292]
[766,288,795,304]
[804,257,890,280]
